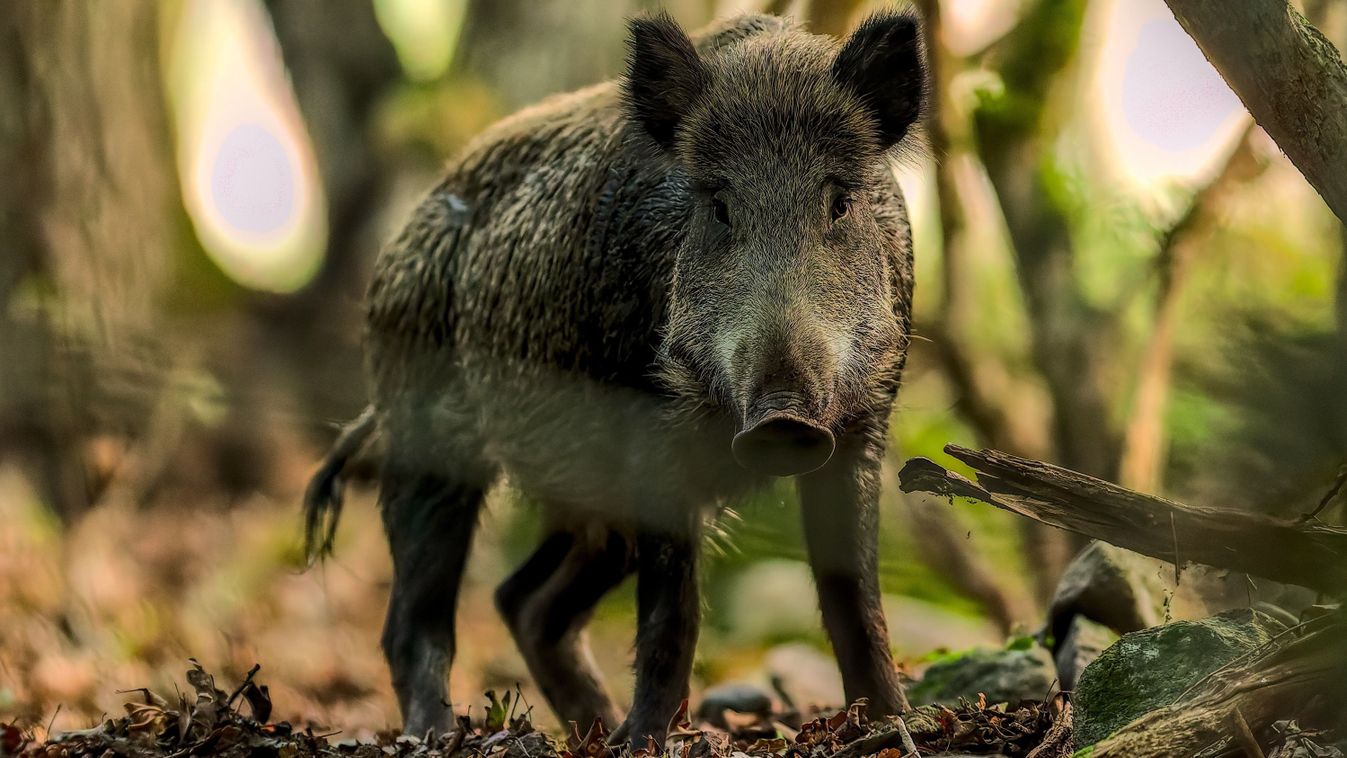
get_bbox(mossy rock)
[1072,608,1287,747]
[909,643,1056,707]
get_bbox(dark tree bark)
[1164,0,1347,224]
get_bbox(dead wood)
[897,446,1347,595]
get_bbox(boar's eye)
[711,193,731,228]
[831,192,851,223]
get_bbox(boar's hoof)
[733,413,835,477]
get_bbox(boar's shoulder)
[367,83,692,396]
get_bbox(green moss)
[1073,609,1286,746]
[909,644,1056,707]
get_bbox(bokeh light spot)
[210,122,298,239]
[168,0,327,294]
[1121,19,1243,154]
[1090,0,1250,190]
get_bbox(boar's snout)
[732,393,835,477]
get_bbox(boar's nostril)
[732,414,835,477]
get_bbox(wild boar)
[304,10,926,747]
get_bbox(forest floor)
[1,662,1072,758]
[0,449,1007,743]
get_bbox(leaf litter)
[0,663,1073,758]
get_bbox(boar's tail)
[303,405,378,565]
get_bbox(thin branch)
[1304,462,1347,520]
[1118,124,1265,492]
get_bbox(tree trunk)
[0,1,182,522]
[1164,0,1347,224]
[965,0,1106,594]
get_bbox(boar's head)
[626,12,925,477]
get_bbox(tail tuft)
[303,406,377,565]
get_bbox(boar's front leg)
[619,515,702,748]
[797,433,909,716]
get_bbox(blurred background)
[1,0,1344,739]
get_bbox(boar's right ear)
[623,13,709,150]
[831,12,926,150]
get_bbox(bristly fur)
[302,405,377,563]
[831,11,928,149]
[623,13,711,149]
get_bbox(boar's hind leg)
[495,527,633,731]
[797,437,910,716]
[380,462,488,737]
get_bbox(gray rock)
[1048,543,1316,645]
[1048,543,1172,641]
[696,682,774,725]
[1054,616,1117,691]
[908,643,1057,707]
[1073,608,1288,747]
[764,642,845,709]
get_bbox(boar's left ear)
[624,12,709,150]
[832,12,926,150]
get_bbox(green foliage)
[1073,609,1286,745]
[974,0,1089,155]
[484,689,511,732]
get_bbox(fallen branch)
[897,446,1347,595]
[886,457,1032,634]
